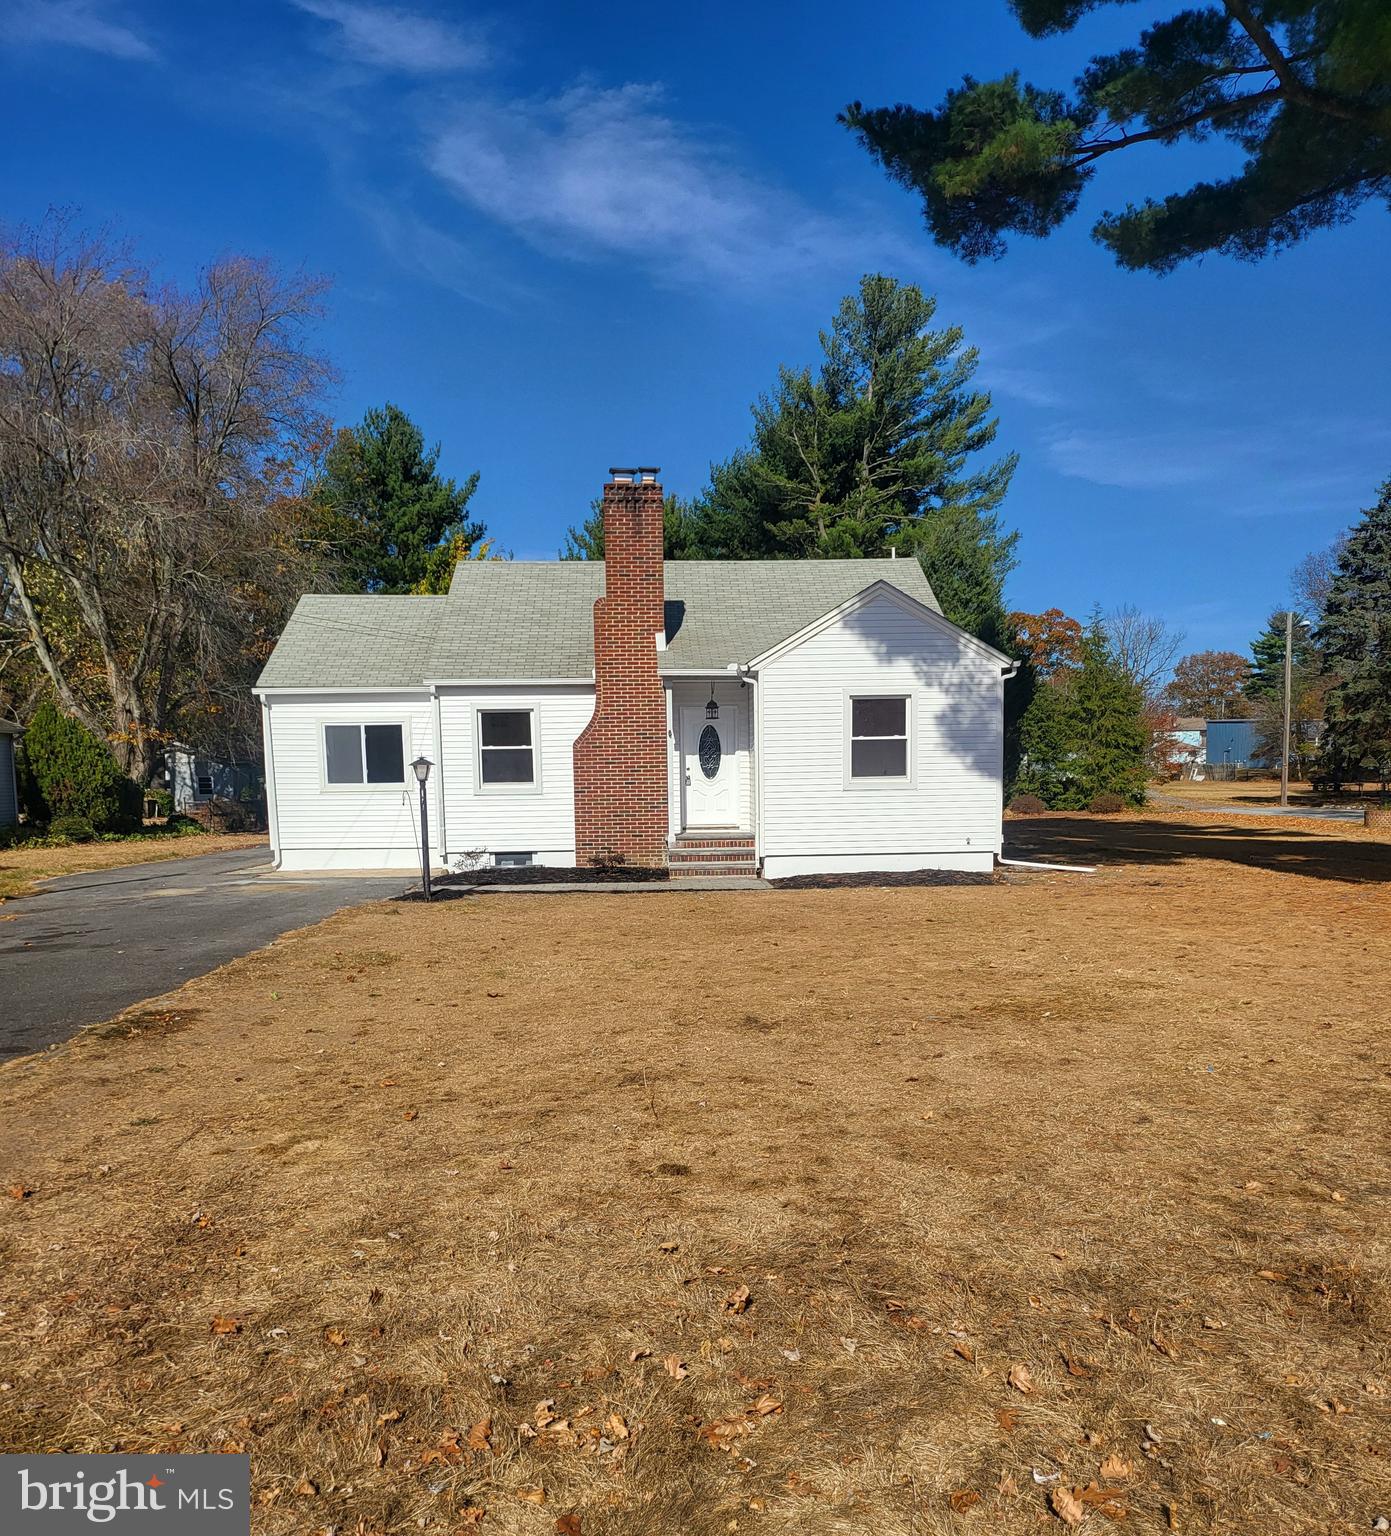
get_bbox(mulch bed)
[770,868,999,889]
[397,864,671,900]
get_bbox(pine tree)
[1318,479,1391,781]
[1011,615,1147,807]
[1070,616,1149,805]
[842,2,1391,273]
[314,404,485,594]
[1246,611,1317,700]
[559,495,698,560]
[700,274,1018,641]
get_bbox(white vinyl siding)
[438,685,594,865]
[262,692,438,870]
[758,590,1003,874]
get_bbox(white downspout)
[431,685,446,865]
[259,694,282,869]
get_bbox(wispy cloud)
[8,0,156,61]
[425,82,895,290]
[291,0,488,74]
[1044,427,1230,490]
[1045,418,1388,514]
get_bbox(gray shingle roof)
[256,595,446,689]
[257,559,941,689]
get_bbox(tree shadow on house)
[1005,815,1391,885]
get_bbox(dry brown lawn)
[0,832,268,900]
[2,813,1389,1535]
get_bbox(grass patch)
[1,813,1388,1533]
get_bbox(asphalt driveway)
[0,848,410,1058]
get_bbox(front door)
[681,706,740,828]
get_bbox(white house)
[254,468,1017,879]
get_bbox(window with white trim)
[495,851,534,867]
[478,709,536,787]
[323,723,406,785]
[849,696,910,779]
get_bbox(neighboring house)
[0,720,20,830]
[254,468,1018,878]
[162,746,259,812]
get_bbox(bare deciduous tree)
[1291,536,1348,623]
[0,219,334,780]
[1106,604,1185,703]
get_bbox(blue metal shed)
[1206,718,1266,769]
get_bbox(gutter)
[260,696,282,870]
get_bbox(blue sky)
[4,0,1388,657]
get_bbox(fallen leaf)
[324,1328,347,1347]
[1257,1269,1286,1282]
[658,1240,679,1252]
[954,1341,976,1364]
[6,1185,31,1201]
[1331,1190,1346,1203]
[1060,1348,1093,1379]
[377,1409,402,1426]
[752,1394,782,1416]
[628,1347,651,1362]
[995,1407,1018,1434]
[1050,1486,1086,1526]
[466,1417,492,1453]
[403,1109,418,1122]
[210,1316,241,1336]
[515,1487,545,1505]
[1098,1455,1132,1480]
[998,1474,1020,1499]
[1007,1363,1035,1394]
[698,1416,751,1451]
[949,1489,981,1513]
[604,1412,629,1440]
[295,1477,318,1497]
[1150,1334,1179,1359]
[662,1355,688,1380]
[1202,1316,1225,1330]
[722,1284,751,1315]
[555,1515,582,1535]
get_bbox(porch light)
[705,686,719,721]
[411,755,433,784]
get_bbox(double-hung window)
[477,709,536,788]
[323,723,406,786]
[848,696,911,781]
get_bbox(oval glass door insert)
[698,723,722,779]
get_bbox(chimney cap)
[637,465,661,483]
[608,465,661,485]
[608,466,637,482]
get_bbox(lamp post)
[411,755,433,901]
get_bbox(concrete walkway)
[1148,794,1366,823]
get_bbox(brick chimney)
[573,468,669,867]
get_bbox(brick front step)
[670,846,757,863]
[670,862,758,878]
[674,836,754,850]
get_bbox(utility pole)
[1280,608,1294,806]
